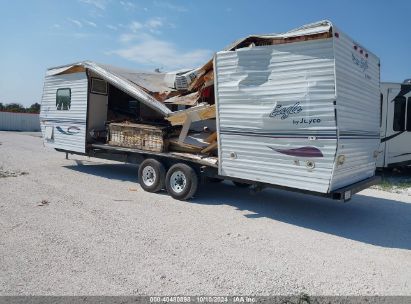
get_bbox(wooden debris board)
[205,131,217,143]
[163,91,200,106]
[201,141,218,154]
[169,132,211,153]
[165,104,216,126]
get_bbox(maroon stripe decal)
[269,146,323,158]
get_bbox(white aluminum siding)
[330,28,380,190]
[215,38,337,193]
[40,72,88,153]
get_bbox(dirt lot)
[0,131,410,296]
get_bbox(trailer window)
[407,97,411,131]
[56,88,71,110]
[90,78,107,95]
[393,96,406,131]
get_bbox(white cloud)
[129,21,143,32]
[119,33,139,43]
[106,24,117,30]
[127,18,165,34]
[119,1,136,9]
[79,0,107,10]
[153,1,188,12]
[52,24,61,29]
[68,18,83,28]
[146,18,163,30]
[85,20,97,27]
[73,32,92,39]
[111,34,212,70]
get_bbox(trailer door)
[376,90,388,167]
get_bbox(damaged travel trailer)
[377,80,411,168]
[40,20,381,201]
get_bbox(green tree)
[27,102,40,113]
[4,103,26,112]
[0,102,4,111]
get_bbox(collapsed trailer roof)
[44,20,349,115]
[46,61,173,115]
[224,19,333,51]
[175,20,335,92]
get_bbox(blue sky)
[0,0,410,106]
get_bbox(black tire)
[165,163,198,200]
[232,181,250,188]
[138,158,166,193]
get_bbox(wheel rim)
[142,165,156,186]
[170,170,187,193]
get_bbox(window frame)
[90,77,108,95]
[56,88,72,111]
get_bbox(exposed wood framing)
[201,141,218,154]
[164,91,200,106]
[165,104,216,126]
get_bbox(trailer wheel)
[166,163,198,200]
[138,159,165,193]
[232,181,250,188]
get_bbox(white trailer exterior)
[377,81,411,168]
[214,21,380,194]
[40,62,173,154]
[40,20,380,201]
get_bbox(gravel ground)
[0,131,410,296]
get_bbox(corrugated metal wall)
[0,112,40,131]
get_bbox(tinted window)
[393,96,406,131]
[56,88,71,110]
[407,97,411,131]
